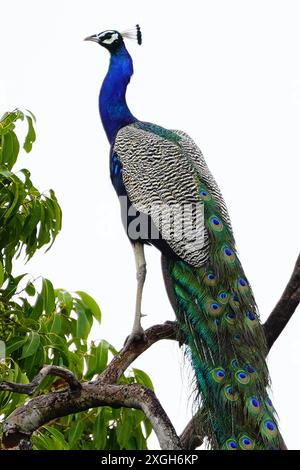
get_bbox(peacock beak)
[84,34,99,43]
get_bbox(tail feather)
[162,182,285,450]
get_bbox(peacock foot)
[124,326,146,347]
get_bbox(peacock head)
[84,25,142,54]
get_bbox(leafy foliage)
[0,109,61,274]
[0,110,153,450]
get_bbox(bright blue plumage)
[99,44,136,144]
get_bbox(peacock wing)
[113,121,209,267]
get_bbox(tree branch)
[98,321,177,384]
[0,365,82,395]
[264,252,300,350]
[2,383,181,450]
[180,408,206,450]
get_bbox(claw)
[124,327,146,347]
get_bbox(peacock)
[85,25,285,450]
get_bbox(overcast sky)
[1,0,299,449]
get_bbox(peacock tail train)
[164,182,284,450]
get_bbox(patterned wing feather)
[114,122,214,266]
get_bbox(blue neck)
[99,45,137,144]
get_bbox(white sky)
[1,0,299,450]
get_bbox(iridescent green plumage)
[166,182,284,449]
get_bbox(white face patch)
[100,32,119,45]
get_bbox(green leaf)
[21,331,40,359]
[6,337,26,355]
[32,433,52,450]
[67,350,83,377]
[25,282,36,296]
[132,368,154,391]
[22,201,41,238]
[133,426,148,450]
[50,314,62,335]
[31,293,44,320]
[68,420,84,448]
[142,417,153,439]
[48,190,62,246]
[116,409,134,449]
[0,131,20,169]
[75,302,92,339]
[76,291,101,322]
[3,363,29,415]
[3,177,20,220]
[43,426,70,450]
[0,273,26,300]
[93,408,111,449]
[96,340,109,373]
[0,260,4,287]
[56,289,73,312]
[0,168,12,178]
[108,344,118,356]
[23,114,36,153]
[41,278,55,314]
[85,343,97,380]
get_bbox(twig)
[0,365,82,395]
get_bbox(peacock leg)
[125,242,146,345]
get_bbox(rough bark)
[98,321,177,384]
[2,382,181,450]
[179,409,206,450]
[0,365,82,395]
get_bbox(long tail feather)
[163,182,285,450]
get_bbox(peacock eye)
[251,398,259,407]
[245,364,256,374]
[210,367,226,383]
[239,434,255,450]
[235,369,250,384]
[229,441,238,448]
[246,311,256,321]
